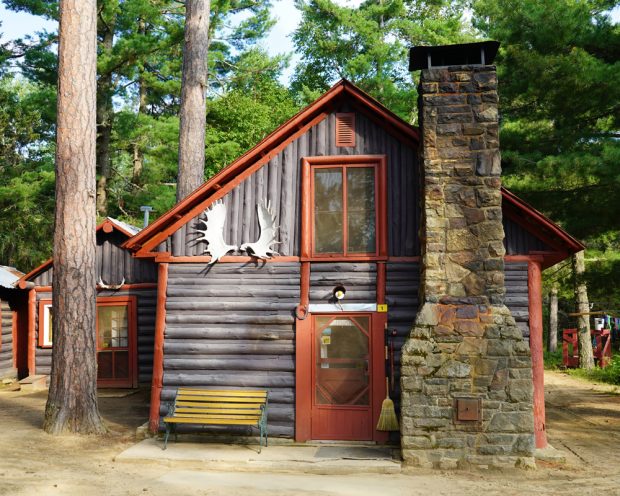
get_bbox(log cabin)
[10,42,584,467]
[16,217,158,388]
[120,42,583,467]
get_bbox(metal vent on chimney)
[336,113,356,147]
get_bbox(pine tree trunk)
[573,251,594,369]
[549,285,558,353]
[44,0,106,435]
[177,0,210,202]
[132,19,148,186]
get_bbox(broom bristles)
[376,397,399,431]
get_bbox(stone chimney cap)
[409,41,500,71]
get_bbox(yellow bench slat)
[171,413,261,420]
[176,395,265,404]
[175,401,264,408]
[164,417,259,426]
[177,389,267,398]
[175,407,262,415]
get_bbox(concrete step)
[116,439,401,475]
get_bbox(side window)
[312,165,377,256]
[39,302,53,347]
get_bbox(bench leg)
[163,423,170,451]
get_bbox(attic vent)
[336,113,356,147]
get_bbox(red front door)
[310,313,382,440]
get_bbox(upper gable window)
[312,164,377,256]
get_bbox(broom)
[376,326,399,431]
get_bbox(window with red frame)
[311,164,377,256]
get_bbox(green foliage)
[473,0,620,245]
[0,75,55,270]
[544,349,564,370]
[291,0,473,119]
[566,355,620,385]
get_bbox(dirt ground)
[0,371,619,496]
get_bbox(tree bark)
[573,250,594,369]
[132,18,148,186]
[176,0,210,202]
[44,0,106,435]
[549,284,558,353]
[95,12,116,216]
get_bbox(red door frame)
[96,296,138,388]
[36,295,138,388]
[296,311,387,442]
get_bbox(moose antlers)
[195,200,280,263]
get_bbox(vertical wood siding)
[170,107,420,257]
[0,299,15,378]
[33,288,156,382]
[31,231,157,286]
[503,217,551,254]
[309,263,377,304]
[161,262,300,438]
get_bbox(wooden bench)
[162,388,268,452]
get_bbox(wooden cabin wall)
[169,108,420,258]
[31,231,157,287]
[0,299,15,379]
[161,262,300,437]
[309,263,376,304]
[503,217,551,254]
[33,288,156,382]
[505,262,530,340]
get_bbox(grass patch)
[565,356,620,385]
[544,349,564,370]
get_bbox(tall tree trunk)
[177,0,210,202]
[44,0,106,434]
[132,19,148,186]
[573,250,594,369]
[96,17,115,216]
[549,284,558,353]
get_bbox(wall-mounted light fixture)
[333,285,346,300]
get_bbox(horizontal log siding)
[503,217,550,255]
[169,105,420,257]
[386,263,419,419]
[161,262,300,438]
[33,288,156,382]
[32,231,157,286]
[309,263,377,304]
[0,299,15,379]
[505,262,530,341]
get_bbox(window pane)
[347,167,375,253]
[98,305,128,350]
[314,168,343,253]
[315,317,369,406]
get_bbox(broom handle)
[384,323,390,398]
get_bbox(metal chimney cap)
[409,41,500,71]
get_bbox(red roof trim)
[123,80,420,254]
[501,187,585,255]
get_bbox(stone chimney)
[400,42,535,469]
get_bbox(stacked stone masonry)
[401,64,535,469]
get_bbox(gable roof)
[122,79,583,265]
[123,79,420,256]
[17,217,141,288]
[501,188,584,267]
[0,265,24,289]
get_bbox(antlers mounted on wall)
[98,277,125,290]
[196,200,237,264]
[195,200,281,264]
[240,201,281,260]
